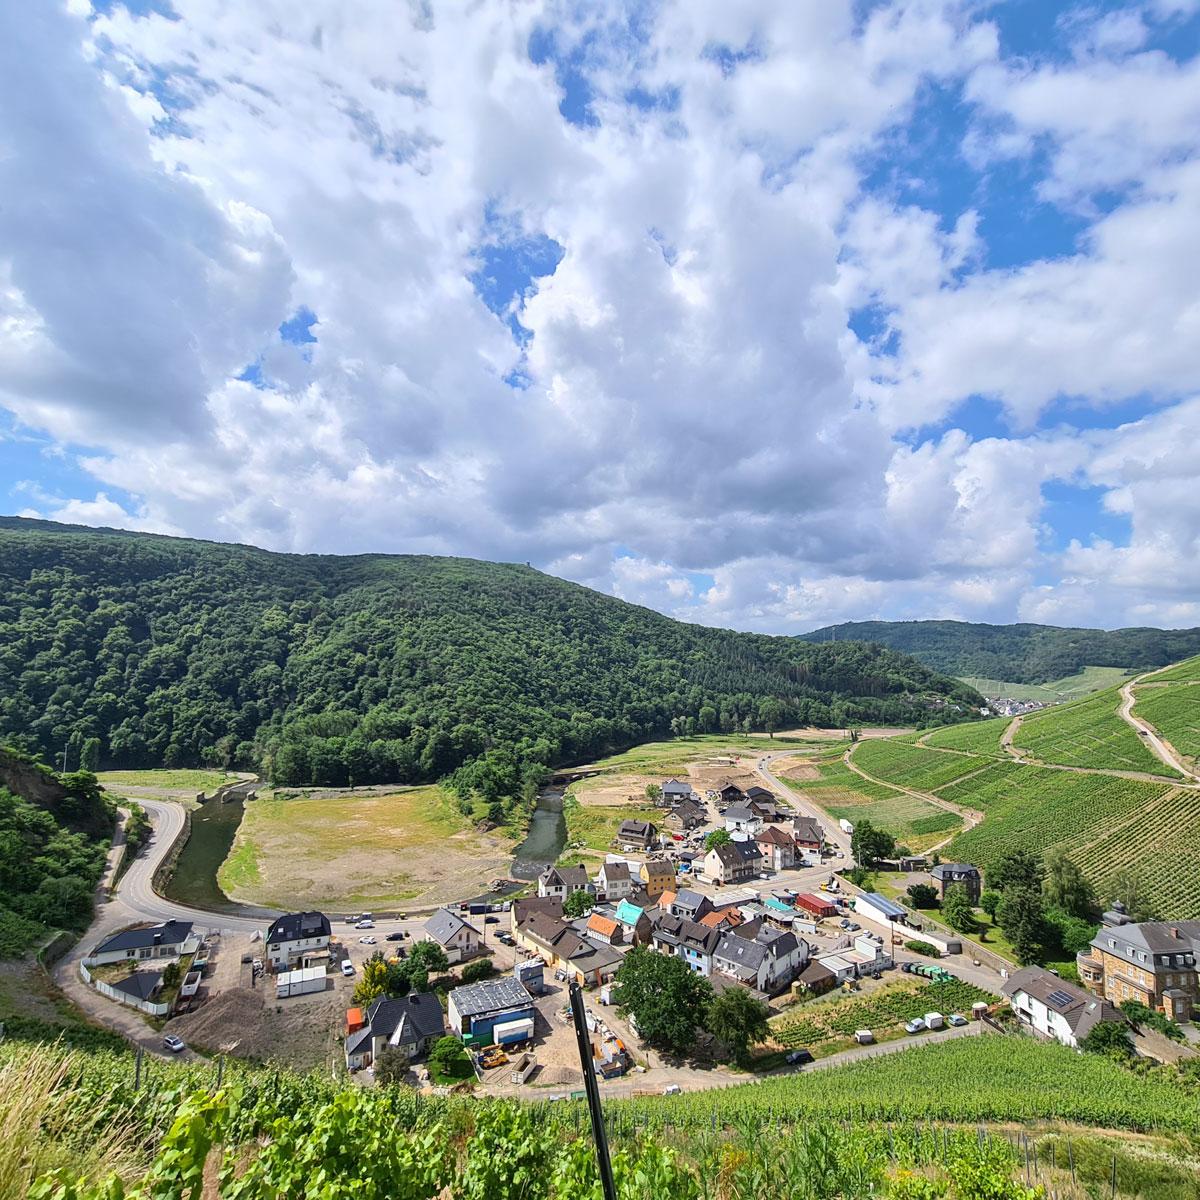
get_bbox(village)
[70,760,1200,1095]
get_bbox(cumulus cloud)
[0,0,1198,633]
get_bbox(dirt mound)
[534,1065,582,1086]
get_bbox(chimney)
[1171,927,1182,939]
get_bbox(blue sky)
[2,0,1199,632]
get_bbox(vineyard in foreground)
[9,1035,1200,1200]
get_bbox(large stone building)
[1077,902,1200,1022]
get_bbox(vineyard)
[921,718,1009,756]
[8,1033,1200,1200]
[1143,654,1200,683]
[853,739,995,791]
[780,761,960,851]
[1011,686,1175,774]
[769,980,992,1049]
[1132,684,1200,771]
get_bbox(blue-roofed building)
[614,899,653,944]
[854,892,909,925]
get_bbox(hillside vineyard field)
[920,717,1010,755]
[1011,686,1176,775]
[0,519,981,794]
[1131,658,1200,774]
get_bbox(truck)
[839,818,854,835]
[924,1011,945,1031]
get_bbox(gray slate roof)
[725,805,755,822]
[366,991,446,1046]
[95,921,193,956]
[1002,966,1124,1040]
[424,908,479,945]
[931,862,980,879]
[266,911,330,945]
[110,971,162,1002]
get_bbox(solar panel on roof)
[1046,989,1075,1008]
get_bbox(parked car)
[900,962,914,973]
[484,916,500,924]
[359,935,377,945]
[340,961,356,977]
[904,1018,926,1034]
[847,922,861,931]
[948,1014,968,1027]
[162,1034,186,1053]
[386,931,405,941]
[785,1048,814,1065]
[356,919,375,930]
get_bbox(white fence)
[79,961,169,1017]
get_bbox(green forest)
[801,619,1200,684]
[0,519,981,794]
[0,748,113,955]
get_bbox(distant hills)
[0,518,980,790]
[799,620,1200,685]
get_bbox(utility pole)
[568,980,617,1200]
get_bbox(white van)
[340,960,356,977]
[924,1011,944,1031]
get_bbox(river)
[510,786,567,880]
[162,793,248,914]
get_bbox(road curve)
[1119,676,1197,781]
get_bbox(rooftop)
[449,977,534,1020]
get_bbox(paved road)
[1119,675,1197,781]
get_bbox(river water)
[510,786,567,880]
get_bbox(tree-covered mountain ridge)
[0,518,980,791]
[800,619,1200,685]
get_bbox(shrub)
[905,940,940,958]
[461,958,497,984]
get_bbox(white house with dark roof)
[712,926,808,994]
[616,818,657,850]
[724,805,763,837]
[596,860,635,901]
[660,778,696,805]
[345,992,446,1070]
[537,864,594,900]
[422,908,482,964]
[89,921,200,966]
[704,839,763,885]
[263,911,331,969]
[1003,966,1125,1049]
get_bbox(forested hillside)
[0,519,980,792]
[801,619,1200,684]
[0,748,113,955]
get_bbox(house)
[344,992,446,1070]
[596,860,635,902]
[712,927,808,994]
[511,895,564,932]
[651,913,722,975]
[263,911,331,970]
[1077,904,1200,1022]
[795,958,838,996]
[613,898,654,945]
[745,785,775,806]
[537,865,594,901]
[422,908,482,965]
[661,778,695,805]
[671,798,706,829]
[1003,966,1125,1049]
[710,886,759,911]
[448,978,536,1043]
[714,782,747,807]
[109,971,163,1004]
[586,912,623,945]
[705,840,763,886]
[898,855,928,872]
[698,907,744,934]
[845,932,893,978]
[930,863,982,903]
[639,858,676,899]
[755,825,796,871]
[516,912,624,987]
[670,888,713,923]
[814,952,858,985]
[724,805,763,837]
[790,817,825,854]
[616,819,658,851]
[89,921,199,966]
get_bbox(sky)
[2,0,1199,634]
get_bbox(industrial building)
[448,977,537,1045]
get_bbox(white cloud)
[0,0,1197,633]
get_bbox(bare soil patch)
[687,763,759,793]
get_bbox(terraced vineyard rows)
[921,717,1009,756]
[853,739,995,791]
[780,761,961,851]
[1132,683,1200,771]
[1071,788,1200,917]
[770,980,992,1048]
[1012,686,1174,774]
[1143,654,1200,682]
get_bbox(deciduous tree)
[705,985,769,1065]
[563,889,595,918]
[613,946,712,1055]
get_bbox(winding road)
[1119,675,1198,781]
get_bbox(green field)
[853,739,994,792]
[1133,683,1200,770]
[1142,654,1200,682]
[921,717,1010,755]
[782,760,961,851]
[1011,686,1175,774]
[958,665,1134,702]
[96,768,233,792]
